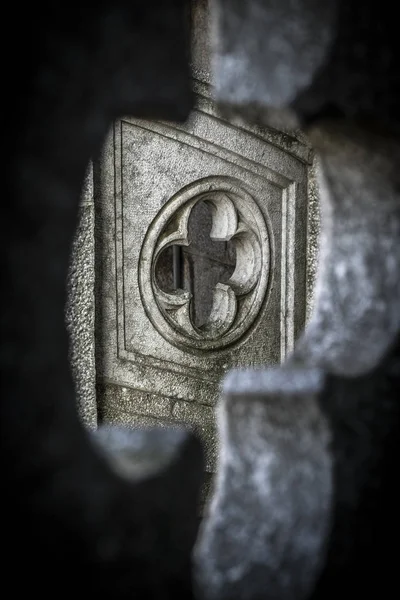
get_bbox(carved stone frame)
[66,79,320,431]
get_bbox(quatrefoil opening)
[154,192,262,340]
[139,177,271,352]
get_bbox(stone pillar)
[66,163,97,429]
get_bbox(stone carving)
[195,124,400,600]
[194,2,400,599]
[94,81,313,476]
[9,0,400,598]
[66,162,97,428]
[67,0,322,437]
[139,177,270,351]
[5,0,205,596]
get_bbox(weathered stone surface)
[16,1,400,598]
[66,164,97,428]
[209,0,400,136]
[209,0,337,130]
[195,367,331,600]
[65,2,321,524]
[5,0,205,595]
[292,122,400,376]
[194,3,400,600]
[305,155,321,321]
[98,381,217,471]
[94,103,312,449]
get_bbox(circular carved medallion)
[139,176,271,352]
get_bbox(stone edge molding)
[66,162,97,429]
[67,80,320,425]
[139,176,271,352]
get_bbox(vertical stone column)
[66,163,97,428]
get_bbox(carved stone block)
[95,81,314,471]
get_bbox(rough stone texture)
[191,0,212,84]
[62,6,322,541]
[194,2,400,598]
[191,0,320,327]
[97,382,217,472]
[63,2,322,528]
[195,120,400,593]
[209,0,400,137]
[195,367,331,600]
[66,163,97,428]
[305,154,321,321]
[65,0,321,502]
[293,122,400,375]
[67,135,319,442]
[209,0,337,130]
[14,0,398,597]
[5,0,205,596]
[94,103,312,408]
